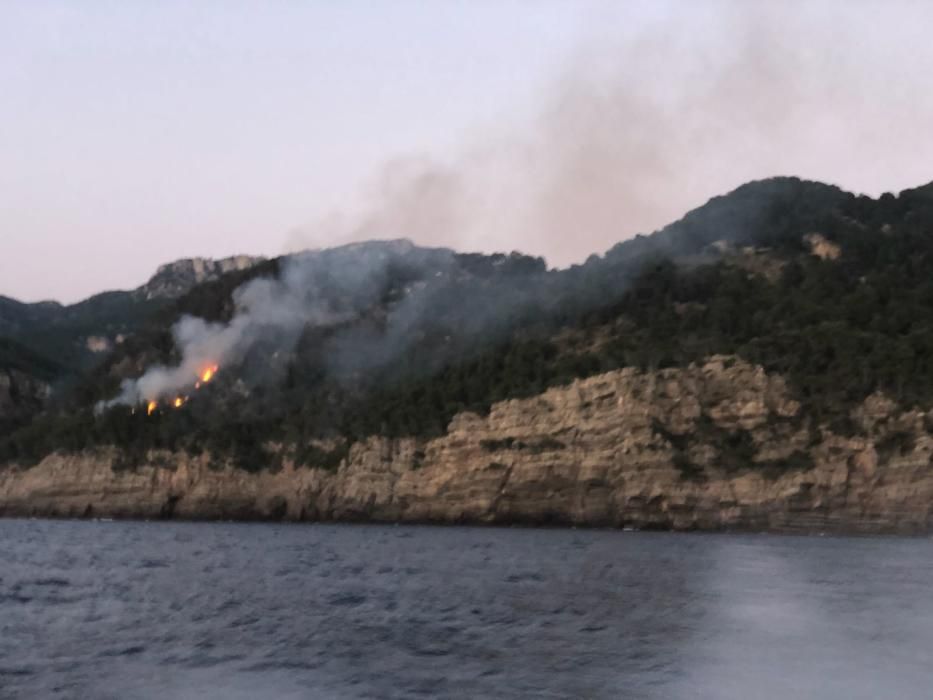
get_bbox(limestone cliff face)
[137,255,264,300]
[2,356,932,533]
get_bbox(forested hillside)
[5,177,933,473]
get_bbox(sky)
[2,0,933,303]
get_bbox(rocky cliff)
[0,254,265,378]
[3,355,930,533]
[137,254,264,300]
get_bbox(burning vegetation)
[138,363,218,416]
[11,182,933,475]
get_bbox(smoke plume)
[100,241,469,409]
[284,1,933,266]
[103,1,933,409]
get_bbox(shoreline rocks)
[3,357,932,534]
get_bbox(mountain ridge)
[5,175,933,532]
[0,253,265,376]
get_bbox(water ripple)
[0,521,931,699]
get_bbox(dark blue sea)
[1,521,931,699]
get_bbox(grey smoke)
[284,1,933,265]
[100,240,469,409]
[102,1,933,409]
[101,253,354,408]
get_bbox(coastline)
[4,360,932,537]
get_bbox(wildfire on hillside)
[141,363,219,416]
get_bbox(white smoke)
[98,240,460,411]
[284,2,933,264]
[98,1,933,411]
[100,254,353,409]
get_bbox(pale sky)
[2,0,933,303]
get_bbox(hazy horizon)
[4,0,933,304]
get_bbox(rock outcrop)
[804,232,842,260]
[2,356,932,533]
[137,255,264,300]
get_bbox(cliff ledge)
[2,356,931,533]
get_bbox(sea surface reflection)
[1,521,931,699]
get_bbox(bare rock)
[3,356,933,533]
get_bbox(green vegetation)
[6,177,933,475]
[654,415,816,479]
[0,337,63,381]
[0,292,168,373]
[292,441,350,472]
[875,429,917,460]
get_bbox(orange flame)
[146,400,157,416]
[199,364,218,383]
[173,397,184,408]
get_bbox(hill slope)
[0,254,264,424]
[4,176,933,532]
